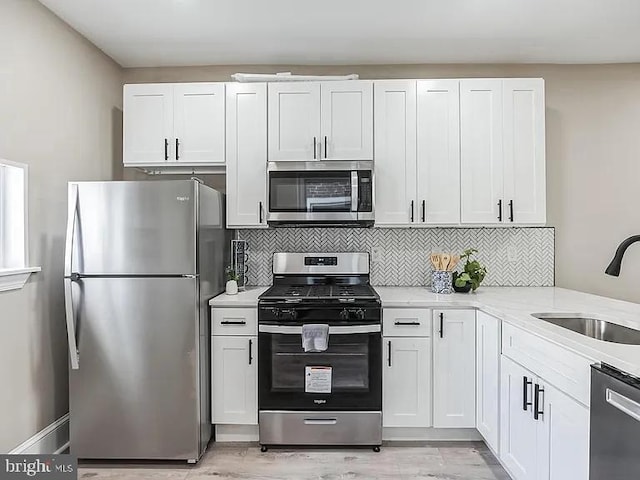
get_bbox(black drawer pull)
[164,138,168,160]
[387,340,392,367]
[509,200,514,222]
[497,199,503,222]
[523,376,533,411]
[221,320,247,325]
[249,339,253,365]
[534,383,545,420]
[394,321,420,326]
[439,312,444,338]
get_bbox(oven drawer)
[259,411,382,446]
[383,308,431,337]
[212,308,258,336]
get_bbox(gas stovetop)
[260,283,379,301]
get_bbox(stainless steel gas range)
[257,252,382,452]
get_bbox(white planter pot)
[225,280,238,295]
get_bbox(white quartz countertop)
[209,286,269,307]
[376,286,640,377]
[209,285,640,377]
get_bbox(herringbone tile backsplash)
[238,228,555,287]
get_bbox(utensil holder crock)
[431,270,453,294]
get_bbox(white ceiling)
[39,0,640,68]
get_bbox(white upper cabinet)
[374,80,417,225]
[503,79,546,224]
[383,337,432,428]
[416,80,461,224]
[173,83,225,163]
[124,84,173,164]
[226,83,268,228]
[432,309,476,428]
[460,79,505,224]
[268,81,373,161]
[268,82,321,161]
[124,83,225,167]
[476,311,501,453]
[320,81,373,160]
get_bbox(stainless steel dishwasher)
[590,363,640,479]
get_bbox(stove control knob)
[355,309,366,321]
[282,309,298,320]
[339,308,350,321]
[270,308,281,318]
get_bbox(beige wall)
[0,0,122,452]
[124,63,640,303]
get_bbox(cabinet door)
[173,83,225,163]
[500,356,538,480]
[476,311,501,453]
[416,80,460,224]
[383,337,431,428]
[503,79,546,224]
[432,309,476,428]
[536,382,589,480]
[268,82,320,161]
[320,81,373,160]
[460,79,504,224]
[226,83,267,228]
[373,80,417,225]
[212,336,258,425]
[123,84,173,164]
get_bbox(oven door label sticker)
[305,366,332,393]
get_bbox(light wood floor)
[79,442,511,480]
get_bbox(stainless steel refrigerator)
[63,180,230,462]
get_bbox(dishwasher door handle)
[606,388,640,423]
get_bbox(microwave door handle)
[351,171,359,212]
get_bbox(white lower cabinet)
[211,335,258,425]
[383,337,432,427]
[432,309,476,428]
[500,356,538,480]
[500,355,589,480]
[476,311,501,453]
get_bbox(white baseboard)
[383,427,482,442]
[214,424,259,442]
[9,414,69,455]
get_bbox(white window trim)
[0,159,40,292]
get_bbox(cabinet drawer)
[383,309,431,337]
[502,322,592,406]
[212,308,258,336]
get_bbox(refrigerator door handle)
[64,184,80,369]
[64,276,80,370]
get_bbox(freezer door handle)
[64,277,80,370]
[64,184,78,277]
[606,388,640,423]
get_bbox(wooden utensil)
[430,253,440,269]
[449,254,460,271]
[441,253,451,271]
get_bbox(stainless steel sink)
[531,313,640,345]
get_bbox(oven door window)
[269,171,352,213]
[270,333,369,392]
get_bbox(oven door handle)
[351,171,359,212]
[258,324,381,334]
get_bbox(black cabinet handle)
[522,376,533,411]
[497,199,503,222]
[421,200,426,222]
[387,340,392,367]
[439,312,444,338]
[164,138,169,160]
[324,136,328,159]
[221,320,247,325]
[259,201,263,224]
[313,137,317,159]
[509,200,514,222]
[410,201,414,222]
[534,383,544,420]
[175,138,180,160]
[394,321,420,326]
[249,339,253,365]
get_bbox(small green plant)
[225,266,239,282]
[453,248,487,291]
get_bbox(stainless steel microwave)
[267,161,374,227]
